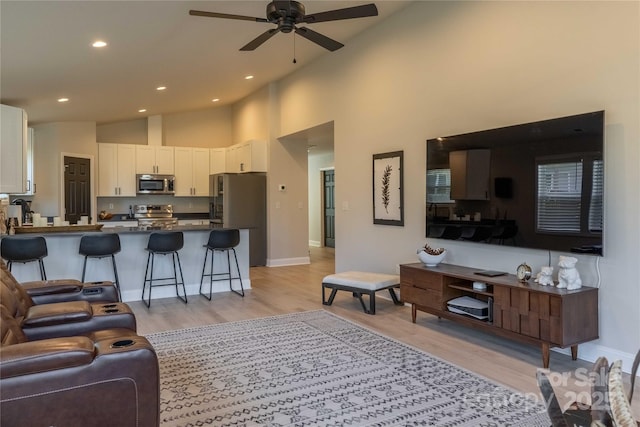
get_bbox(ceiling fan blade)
[240,28,281,51]
[189,9,268,23]
[295,27,344,51]
[303,3,378,24]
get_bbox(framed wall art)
[373,151,404,226]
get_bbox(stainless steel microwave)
[136,174,175,195]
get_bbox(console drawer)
[401,266,443,291]
[401,285,443,310]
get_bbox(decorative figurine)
[557,256,582,290]
[534,266,554,286]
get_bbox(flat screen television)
[426,111,604,256]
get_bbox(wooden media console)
[400,263,599,368]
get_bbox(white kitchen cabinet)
[210,148,226,174]
[174,147,210,196]
[135,145,174,174]
[98,143,137,197]
[225,140,267,173]
[0,104,28,194]
[449,149,491,200]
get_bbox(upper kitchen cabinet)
[174,147,210,196]
[98,143,136,197]
[226,140,267,173]
[449,149,491,200]
[135,145,174,174]
[210,148,226,174]
[0,105,28,194]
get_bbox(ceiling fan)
[189,1,378,52]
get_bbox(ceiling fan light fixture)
[189,2,378,53]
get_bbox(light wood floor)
[130,246,639,417]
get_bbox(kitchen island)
[3,225,250,303]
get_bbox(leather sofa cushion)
[22,301,92,327]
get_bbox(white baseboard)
[309,240,321,247]
[552,342,639,376]
[121,279,251,303]
[267,257,310,267]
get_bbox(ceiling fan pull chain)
[293,31,297,64]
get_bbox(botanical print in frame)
[373,151,404,226]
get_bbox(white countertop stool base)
[322,271,402,315]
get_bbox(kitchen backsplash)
[97,196,209,218]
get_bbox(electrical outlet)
[108,203,114,209]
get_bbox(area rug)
[146,310,550,427]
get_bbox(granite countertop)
[98,212,210,222]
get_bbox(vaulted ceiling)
[1,1,410,125]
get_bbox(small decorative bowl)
[417,250,446,267]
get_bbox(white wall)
[271,1,640,365]
[32,122,97,218]
[163,107,232,148]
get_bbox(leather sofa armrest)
[26,281,119,305]
[0,336,95,379]
[22,301,92,327]
[22,283,83,297]
[21,279,83,292]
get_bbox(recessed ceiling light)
[156,86,166,91]
[138,109,147,113]
[245,75,254,80]
[212,98,220,102]
[92,41,107,48]
[57,98,69,103]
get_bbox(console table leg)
[411,304,417,323]
[571,345,578,361]
[542,343,550,369]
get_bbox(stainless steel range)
[134,204,178,229]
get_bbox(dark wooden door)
[64,156,91,224]
[323,170,335,248]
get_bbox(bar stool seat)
[79,233,122,301]
[1,236,48,280]
[199,229,244,300]
[141,231,187,307]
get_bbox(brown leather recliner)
[1,261,136,341]
[0,305,160,427]
[1,258,120,304]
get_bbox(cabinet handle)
[26,180,31,192]
[240,163,244,172]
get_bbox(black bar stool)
[79,233,122,301]
[0,235,48,280]
[199,229,244,300]
[142,231,187,307]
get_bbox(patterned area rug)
[147,310,550,426]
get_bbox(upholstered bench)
[322,271,403,315]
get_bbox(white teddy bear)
[557,256,582,290]
[534,266,554,286]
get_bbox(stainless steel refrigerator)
[209,173,267,266]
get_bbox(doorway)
[323,170,335,248]
[64,156,91,224]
